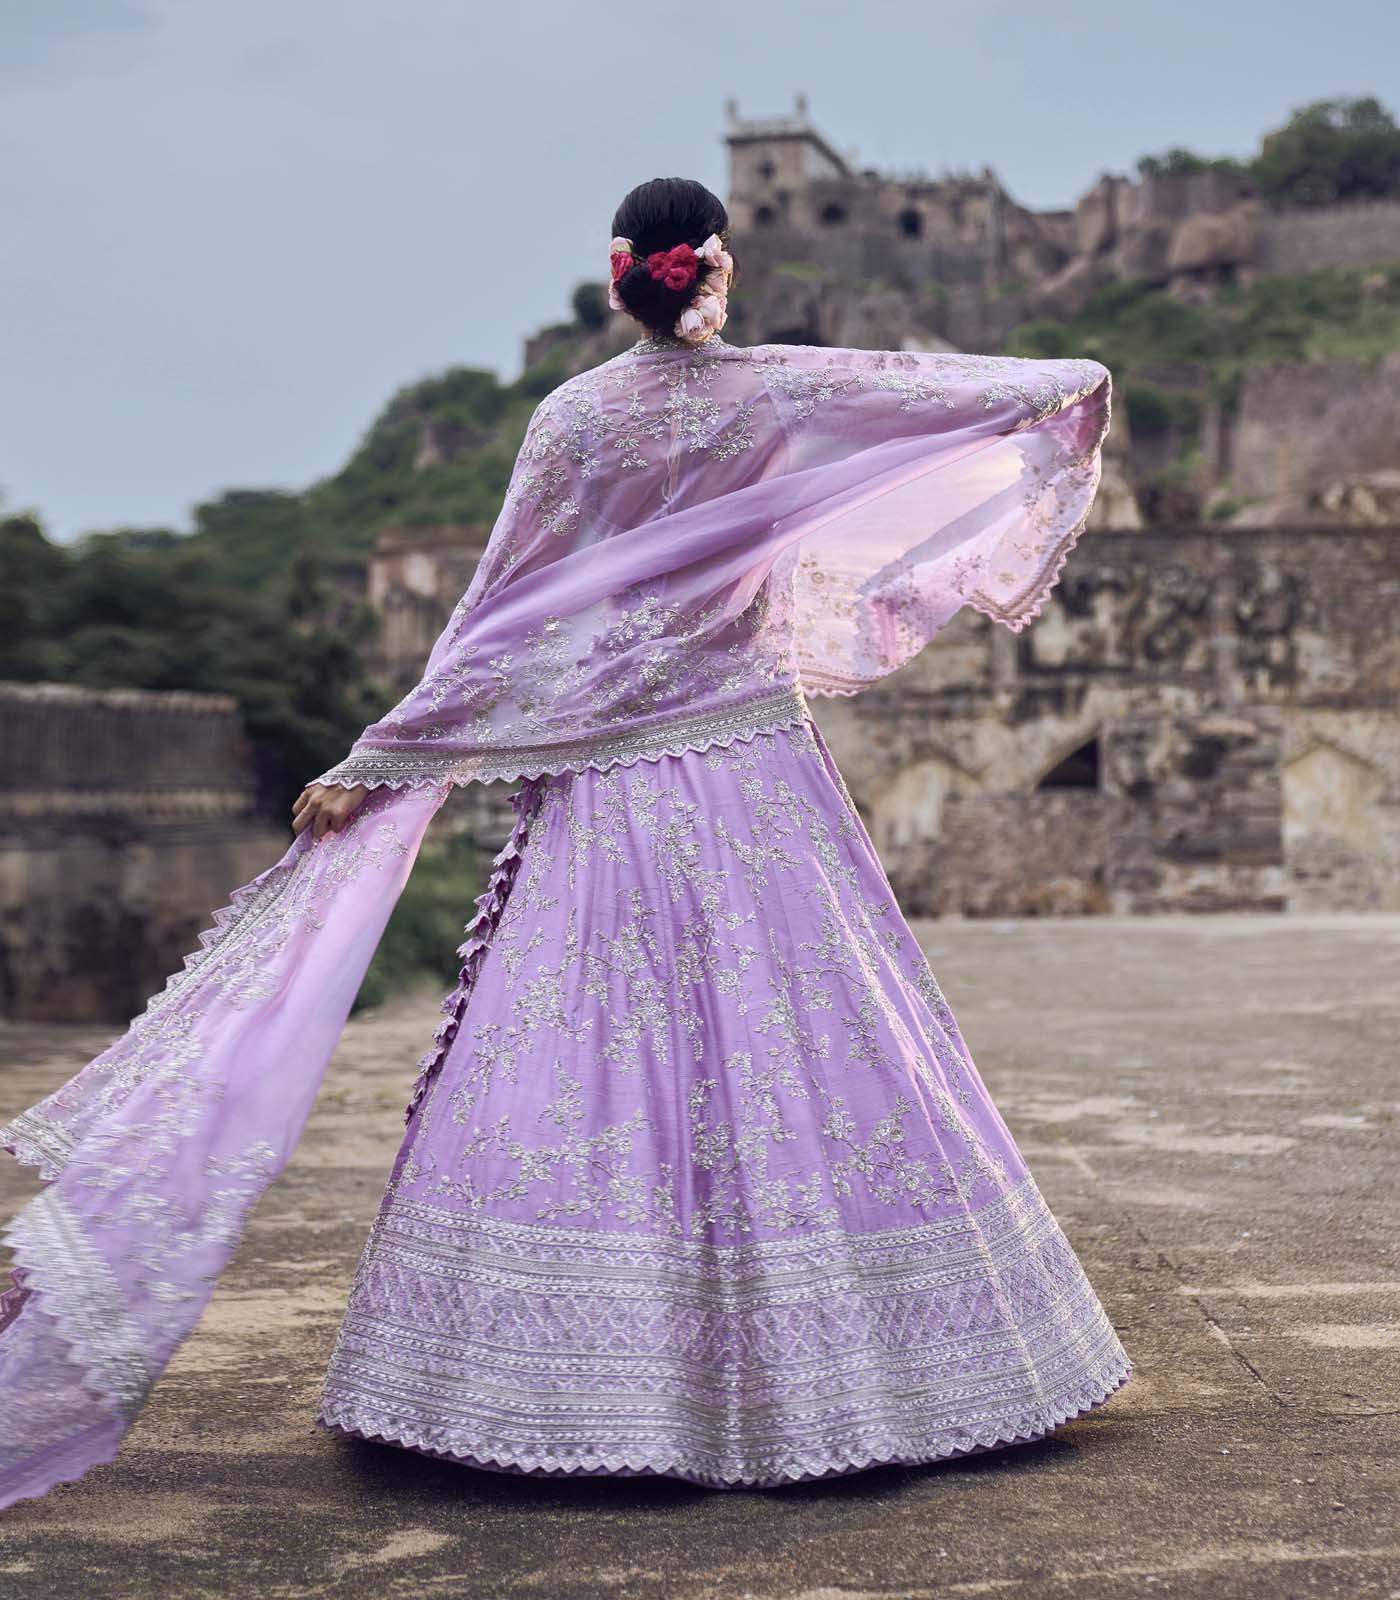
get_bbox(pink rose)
[676,306,708,341]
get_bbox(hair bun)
[609,179,732,338]
[614,258,702,324]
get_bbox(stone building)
[354,521,1400,917]
[365,524,490,689]
[0,683,285,1022]
[718,97,1400,352]
[816,527,1400,915]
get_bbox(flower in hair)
[646,243,699,291]
[606,228,734,342]
[608,236,635,285]
[674,233,733,344]
[607,236,636,310]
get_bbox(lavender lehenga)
[1,331,1129,1502]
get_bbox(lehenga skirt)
[316,716,1131,1487]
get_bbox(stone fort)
[6,102,1399,1021]
[416,104,1400,919]
[718,94,1400,350]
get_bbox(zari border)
[0,1108,77,1184]
[2,1188,154,1419]
[317,1175,1132,1488]
[314,686,811,793]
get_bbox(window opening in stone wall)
[819,203,847,226]
[1036,736,1101,790]
[898,207,924,238]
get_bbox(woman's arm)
[292,782,369,838]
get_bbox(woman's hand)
[292,782,370,839]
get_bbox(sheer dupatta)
[0,334,1111,1508]
[313,338,1111,789]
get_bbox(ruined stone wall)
[1255,198,1400,276]
[1217,353,1400,515]
[359,517,1400,917]
[0,684,285,1022]
[367,525,489,693]
[811,529,1400,915]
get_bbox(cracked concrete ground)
[1,913,1397,1599]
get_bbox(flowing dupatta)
[0,334,1111,1507]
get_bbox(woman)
[0,179,1128,1503]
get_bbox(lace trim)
[2,1189,154,1420]
[968,375,1110,634]
[319,1372,1132,1488]
[318,1176,1132,1488]
[403,780,546,1123]
[967,490,1102,637]
[0,799,415,1186]
[1,1108,77,1184]
[315,686,810,793]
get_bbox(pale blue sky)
[3,0,1397,539]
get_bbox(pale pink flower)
[676,305,709,341]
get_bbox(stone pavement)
[0,914,1396,1599]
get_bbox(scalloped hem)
[798,500,1102,703]
[1,1117,68,1184]
[316,1362,1132,1491]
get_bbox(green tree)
[0,515,71,679]
[571,280,609,329]
[1253,97,1400,205]
[1137,148,1247,180]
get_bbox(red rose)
[609,251,634,284]
[646,243,698,291]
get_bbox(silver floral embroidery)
[318,1175,1131,1487]
[391,724,1011,1243]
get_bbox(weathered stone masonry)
[812,528,1400,915]
[0,683,285,1022]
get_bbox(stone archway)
[1283,740,1386,909]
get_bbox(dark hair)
[610,178,732,333]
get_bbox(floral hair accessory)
[608,237,635,282]
[607,229,733,343]
[607,236,636,310]
[679,232,733,344]
[645,243,699,291]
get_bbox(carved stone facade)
[0,684,285,1022]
